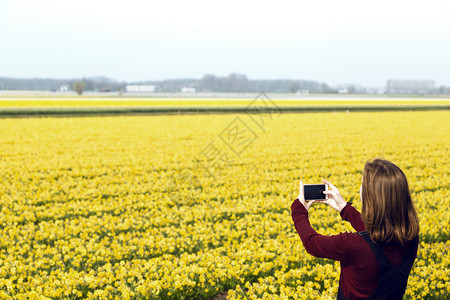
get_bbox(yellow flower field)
[0,109,448,299]
[1,96,449,108]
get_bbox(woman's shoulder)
[332,232,377,263]
[332,231,373,251]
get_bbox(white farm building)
[125,85,156,93]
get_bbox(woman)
[291,158,419,299]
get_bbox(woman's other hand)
[321,179,347,212]
[297,180,315,211]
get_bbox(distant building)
[125,85,156,93]
[180,87,196,93]
[386,80,435,94]
[59,84,69,92]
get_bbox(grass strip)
[0,105,449,118]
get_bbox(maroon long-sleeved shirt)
[291,198,419,299]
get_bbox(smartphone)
[304,184,328,201]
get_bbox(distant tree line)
[0,74,334,93]
[0,76,125,93]
[438,86,450,94]
[138,73,334,93]
[1,74,449,94]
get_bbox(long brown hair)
[361,158,419,246]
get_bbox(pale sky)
[1,0,449,87]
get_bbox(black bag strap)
[358,231,393,274]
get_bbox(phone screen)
[304,184,327,201]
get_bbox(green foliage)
[73,81,86,95]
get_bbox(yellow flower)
[0,109,448,299]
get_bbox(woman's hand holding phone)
[297,179,347,212]
[321,179,347,212]
[297,180,315,211]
